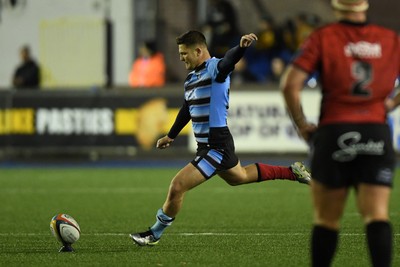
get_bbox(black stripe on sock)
[255,163,262,182]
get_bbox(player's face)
[178,44,199,70]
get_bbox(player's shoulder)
[311,22,340,34]
[301,23,336,41]
[313,21,398,38]
[205,57,220,70]
[367,23,398,35]
[206,57,219,65]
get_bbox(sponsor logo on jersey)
[344,41,382,58]
[332,131,384,162]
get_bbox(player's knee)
[168,180,186,197]
[314,213,341,230]
[361,212,389,225]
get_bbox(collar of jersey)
[339,19,369,27]
[194,61,206,72]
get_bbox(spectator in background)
[280,12,322,85]
[205,0,241,58]
[12,45,40,89]
[282,12,321,54]
[203,0,246,84]
[129,41,166,88]
[243,16,284,83]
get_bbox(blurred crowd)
[126,0,323,89]
[201,0,322,85]
[12,0,323,90]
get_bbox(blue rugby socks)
[150,208,174,239]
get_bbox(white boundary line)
[0,232,399,237]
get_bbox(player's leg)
[217,161,257,185]
[214,130,310,184]
[311,180,348,267]
[218,160,310,185]
[162,163,207,217]
[130,163,206,246]
[308,124,353,266]
[354,124,394,267]
[357,184,392,267]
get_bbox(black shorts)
[191,136,239,179]
[310,123,395,188]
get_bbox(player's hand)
[385,97,396,112]
[297,122,317,143]
[156,135,174,149]
[240,33,258,48]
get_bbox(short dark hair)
[144,40,157,55]
[21,45,30,54]
[176,30,207,47]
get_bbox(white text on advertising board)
[36,108,113,135]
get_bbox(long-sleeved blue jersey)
[168,45,246,148]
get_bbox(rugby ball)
[50,213,81,245]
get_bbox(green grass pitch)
[0,166,398,266]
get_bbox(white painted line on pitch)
[0,187,308,194]
[98,232,400,237]
[1,232,399,237]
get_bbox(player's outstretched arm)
[218,33,257,75]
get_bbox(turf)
[0,166,398,266]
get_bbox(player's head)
[138,40,158,58]
[20,45,31,62]
[176,30,209,70]
[331,0,369,12]
[176,30,207,48]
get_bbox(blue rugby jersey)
[167,45,246,147]
[184,57,230,144]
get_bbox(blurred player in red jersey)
[280,0,400,266]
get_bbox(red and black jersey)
[293,20,400,125]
